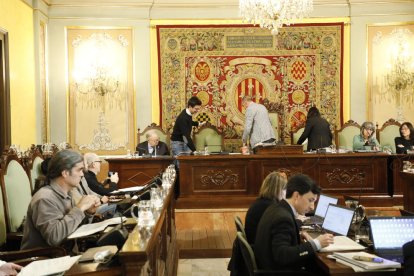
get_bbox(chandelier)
[376,28,414,122]
[239,0,313,35]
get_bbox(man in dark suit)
[136,130,170,156]
[254,174,334,273]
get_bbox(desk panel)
[106,157,173,188]
[177,153,391,208]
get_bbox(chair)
[335,120,361,151]
[193,122,224,152]
[290,125,306,151]
[376,119,401,153]
[0,193,66,263]
[0,149,32,233]
[22,145,44,192]
[234,215,247,237]
[236,232,305,275]
[137,123,170,148]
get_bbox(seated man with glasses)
[84,153,118,196]
[136,130,170,156]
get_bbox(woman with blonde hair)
[244,171,287,244]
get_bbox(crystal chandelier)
[239,0,313,35]
[376,29,414,122]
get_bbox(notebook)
[369,216,414,264]
[307,204,364,252]
[303,194,338,225]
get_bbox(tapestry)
[157,24,343,146]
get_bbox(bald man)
[136,130,170,156]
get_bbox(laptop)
[303,194,338,225]
[307,204,364,252]
[308,204,355,238]
[369,216,414,263]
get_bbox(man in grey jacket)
[21,149,101,250]
[242,96,276,150]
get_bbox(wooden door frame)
[0,29,11,153]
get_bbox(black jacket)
[254,200,315,271]
[84,170,117,196]
[297,116,332,151]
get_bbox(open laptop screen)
[322,204,355,236]
[314,194,338,218]
[369,217,414,250]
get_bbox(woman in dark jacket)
[297,106,333,151]
[395,122,414,154]
[244,171,287,244]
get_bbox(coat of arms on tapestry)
[157,23,344,147]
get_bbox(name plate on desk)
[255,145,303,155]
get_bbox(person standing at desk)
[136,130,170,156]
[395,122,414,154]
[254,174,333,273]
[297,106,333,151]
[353,121,380,151]
[241,96,276,151]
[170,96,205,155]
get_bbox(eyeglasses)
[94,160,102,163]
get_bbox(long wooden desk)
[66,182,178,275]
[106,157,174,188]
[177,153,393,208]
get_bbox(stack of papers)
[320,236,365,252]
[68,217,126,239]
[333,252,401,271]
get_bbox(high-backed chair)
[22,145,44,192]
[193,122,224,152]
[290,124,306,151]
[335,120,361,151]
[236,232,304,275]
[0,149,32,233]
[376,119,401,153]
[137,123,170,148]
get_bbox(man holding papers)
[255,174,334,273]
[21,150,101,250]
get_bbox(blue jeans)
[171,141,191,168]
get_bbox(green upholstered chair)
[0,152,32,233]
[193,122,224,152]
[335,120,361,151]
[23,146,45,192]
[268,113,280,141]
[290,125,306,151]
[376,119,401,153]
[137,123,170,148]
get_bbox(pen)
[352,255,383,263]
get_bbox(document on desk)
[111,186,145,194]
[68,217,127,239]
[18,255,81,276]
[319,236,365,252]
[333,252,401,271]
